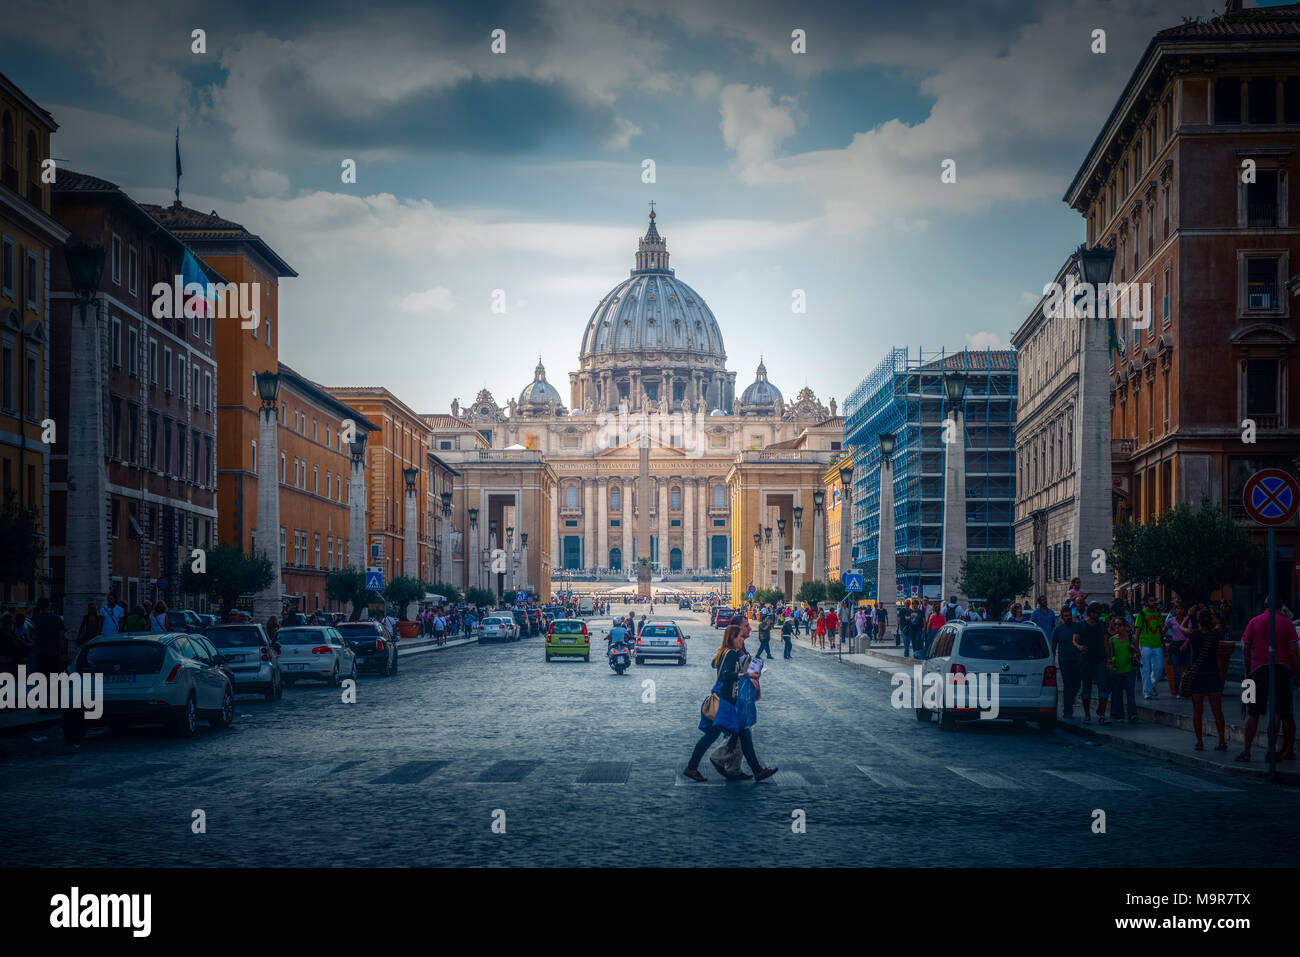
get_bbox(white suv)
[917,621,1057,732]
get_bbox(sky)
[1,0,1252,415]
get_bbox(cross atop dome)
[635,203,670,274]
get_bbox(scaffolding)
[844,346,1018,601]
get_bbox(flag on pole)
[174,128,182,204]
[180,249,213,317]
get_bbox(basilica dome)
[572,209,734,414]
[739,360,783,414]
[516,358,565,417]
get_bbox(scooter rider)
[607,616,630,648]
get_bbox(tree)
[824,579,847,604]
[465,587,496,610]
[1112,502,1263,605]
[326,568,381,621]
[753,587,784,607]
[795,579,827,606]
[179,544,273,617]
[0,492,42,596]
[384,576,426,619]
[956,552,1033,622]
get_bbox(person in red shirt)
[823,609,838,649]
[1237,601,1300,762]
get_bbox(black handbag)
[1179,635,1214,698]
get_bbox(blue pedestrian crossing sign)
[365,568,383,591]
[747,585,756,599]
[843,573,863,592]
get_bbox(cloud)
[221,166,291,199]
[966,330,1005,350]
[397,286,460,314]
[719,84,801,176]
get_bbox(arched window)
[564,485,579,508]
[712,484,725,508]
[610,487,621,510]
[671,486,681,510]
[669,548,683,571]
[1,111,13,170]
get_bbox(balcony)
[1248,413,1280,429]
[1246,203,1278,228]
[559,506,582,518]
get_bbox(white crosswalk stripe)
[1135,767,1241,792]
[265,763,346,787]
[947,767,1024,789]
[856,765,920,788]
[1043,769,1138,790]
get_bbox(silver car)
[276,626,357,686]
[204,623,283,700]
[635,621,688,665]
[479,616,519,642]
[63,632,235,740]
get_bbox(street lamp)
[777,516,788,600]
[879,432,895,457]
[347,429,368,571]
[838,462,854,581]
[793,505,803,524]
[811,489,825,584]
[942,372,967,405]
[62,244,108,618]
[877,432,898,625]
[402,467,419,581]
[402,467,419,490]
[349,429,367,461]
[467,507,479,591]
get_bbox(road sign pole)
[1267,526,1276,782]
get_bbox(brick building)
[51,172,217,612]
[0,73,66,605]
[1064,1,1300,614]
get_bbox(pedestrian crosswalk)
[54,755,1251,794]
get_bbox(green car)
[545,619,590,662]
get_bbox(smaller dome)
[739,359,783,411]
[517,357,565,413]
[709,409,727,417]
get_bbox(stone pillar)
[253,401,282,623]
[792,508,804,600]
[941,404,967,602]
[583,479,595,570]
[550,484,559,574]
[657,478,668,568]
[597,476,608,575]
[813,502,825,584]
[1073,311,1114,601]
[440,508,453,588]
[877,450,897,615]
[468,518,479,591]
[348,453,366,571]
[64,295,109,619]
[521,539,529,595]
[778,514,787,599]
[840,476,854,579]
[621,480,632,573]
[683,478,695,576]
[488,528,499,598]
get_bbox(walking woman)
[76,602,101,649]
[266,615,280,643]
[682,625,777,782]
[149,600,168,633]
[1184,609,1228,751]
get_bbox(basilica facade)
[438,211,838,587]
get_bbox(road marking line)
[855,765,918,788]
[265,763,343,787]
[1043,769,1138,790]
[947,767,1024,789]
[1134,767,1240,792]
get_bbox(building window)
[314,532,321,568]
[712,485,725,508]
[1287,77,1300,124]
[251,439,257,472]
[1245,170,1279,228]
[148,412,158,468]
[111,317,121,367]
[127,327,138,376]
[177,356,186,398]
[128,247,137,294]
[313,464,318,493]
[192,366,199,408]
[1,236,13,297]
[265,318,271,346]
[163,347,172,392]
[280,527,287,566]
[671,488,681,510]
[1245,359,1280,424]
[1162,266,1170,324]
[610,488,621,510]
[564,485,579,507]
[204,371,212,411]
[24,251,37,310]
[1243,255,1283,312]
[111,235,121,285]
[148,338,158,384]
[280,451,286,483]
[26,349,37,417]
[1247,77,1276,125]
[1214,77,1241,125]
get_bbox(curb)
[1057,719,1300,785]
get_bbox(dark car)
[166,609,206,634]
[712,607,735,629]
[334,621,398,676]
[510,608,535,637]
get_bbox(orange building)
[144,202,375,613]
[325,386,451,585]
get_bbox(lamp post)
[440,490,453,587]
[839,462,854,581]
[792,505,804,600]
[253,370,282,623]
[347,431,368,572]
[400,466,419,620]
[506,525,515,597]
[877,432,897,624]
[812,489,825,585]
[62,243,107,620]
[1072,243,1117,604]
[488,518,499,600]
[941,372,968,605]
[764,526,774,591]
[752,531,761,604]
[777,516,788,600]
[520,531,529,599]
[467,507,479,591]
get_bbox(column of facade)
[582,478,595,570]
[657,478,668,568]
[550,484,560,572]
[597,476,609,574]
[698,477,709,570]
[621,480,632,571]
[683,477,695,575]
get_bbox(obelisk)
[637,418,652,599]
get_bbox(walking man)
[1135,594,1165,699]
[1237,599,1300,763]
[1052,605,1082,719]
[756,608,774,659]
[781,614,794,658]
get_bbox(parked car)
[166,609,206,634]
[275,626,357,686]
[917,621,1057,732]
[545,618,590,662]
[635,621,688,665]
[197,613,218,631]
[479,616,519,642]
[63,632,236,740]
[335,621,399,676]
[712,607,734,629]
[510,608,535,637]
[204,623,283,701]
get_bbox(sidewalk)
[0,632,479,739]
[793,633,1299,784]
